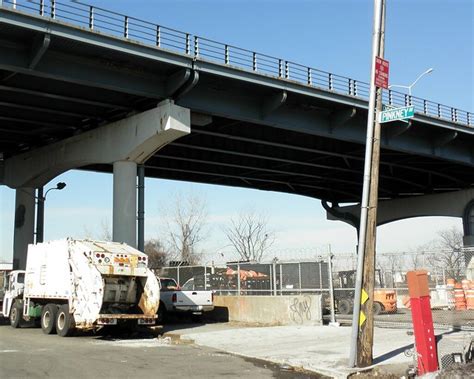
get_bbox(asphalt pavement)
[0,324,322,378]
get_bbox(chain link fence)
[156,247,474,331]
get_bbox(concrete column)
[36,187,44,243]
[113,161,137,248]
[463,200,474,247]
[137,165,145,252]
[13,188,35,270]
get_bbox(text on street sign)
[379,106,414,123]
[374,57,389,89]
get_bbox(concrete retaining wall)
[210,295,323,326]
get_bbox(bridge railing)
[2,0,472,127]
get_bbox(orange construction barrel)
[466,282,474,310]
[454,283,467,310]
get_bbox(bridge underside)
[0,8,473,204]
[89,118,470,203]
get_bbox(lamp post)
[36,182,66,243]
[389,68,434,95]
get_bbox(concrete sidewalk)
[164,323,416,378]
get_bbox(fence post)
[252,52,257,71]
[124,16,129,38]
[177,266,180,286]
[204,264,207,290]
[318,261,323,290]
[327,248,338,326]
[328,73,333,90]
[89,6,94,30]
[307,67,312,85]
[194,36,199,57]
[279,264,283,296]
[51,0,56,19]
[156,25,161,47]
[224,45,229,64]
[40,0,45,16]
[185,33,191,55]
[237,264,241,296]
[272,260,277,296]
[298,262,302,295]
[285,61,289,79]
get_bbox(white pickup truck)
[157,277,214,322]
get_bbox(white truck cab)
[2,270,25,320]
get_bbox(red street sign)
[374,57,389,89]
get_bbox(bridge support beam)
[326,188,474,244]
[4,99,190,250]
[13,187,35,270]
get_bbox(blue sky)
[1,0,472,262]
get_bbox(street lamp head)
[425,68,434,74]
[56,182,66,190]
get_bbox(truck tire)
[373,302,383,315]
[56,304,76,337]
[157,302,167,324]
[10,301,22,328]
[41,304,59,335]
[338,299,352,315]
[191,314,202,323]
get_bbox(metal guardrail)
[1,0,472,126]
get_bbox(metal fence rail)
[2,0,472,126]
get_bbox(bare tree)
[144,239,168,269]
[82,218,111,241]
[99,219,112,241]
[428,226,465,281]
[164,192,207,265]
[377,253,402,287]
[223,210,275,262]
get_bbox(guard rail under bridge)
[0,0,473,203]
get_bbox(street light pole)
[36,187,44,243]
[389,68,433,95]
[35,182,66,243]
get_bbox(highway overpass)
[0,1,472,267]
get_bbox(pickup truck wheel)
[10,301,22,328]
[191,314,202,323]
[41,304,59,334]
[56,304,76,337]
[157,302,167,324]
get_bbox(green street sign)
[379,106,415,123]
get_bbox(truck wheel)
[56,304,76,337]
[41,304,59,335]
[10,301,22,328]
[191,314,202,323]
[373,302,383,315]
[157,302,167,324]
[338,299,352,315]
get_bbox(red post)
[407,271,438,375]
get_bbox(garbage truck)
[1,239,160,336]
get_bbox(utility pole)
[357,0,386,366]
[349,0,386,368]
